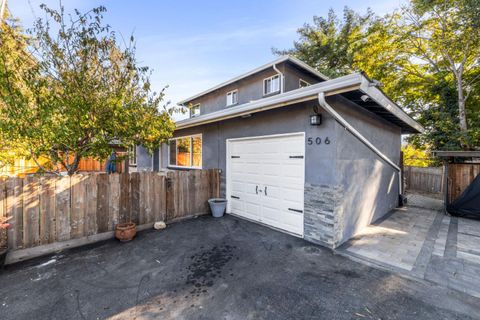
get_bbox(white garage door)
[226,133,305,236]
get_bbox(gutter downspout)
[318,92,403,196]
[273,64,284,93]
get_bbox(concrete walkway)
[339,192,480,299]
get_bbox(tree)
[0,6,31,169]
[276,1,480,150]
[399,0,480,146]
[402,144,433,167]
[273,7,376,78]
[0,4,175,175]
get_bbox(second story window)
[190,103,200,118]
[263,75,280,96]
[226,89,238,106]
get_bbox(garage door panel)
[230,198,244,212]
[231,181,244,192]
[228,133,305,236]
[262,164,283,177]
[281,188,304,203]
[244,202,261,220]
[243,163,261,174]
[242,173,262,185]
[261,207,303,235]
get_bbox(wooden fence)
[0,169,220,263]
[448,164,480,203]
[404,166,444,194]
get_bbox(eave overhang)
[175,73,424,134]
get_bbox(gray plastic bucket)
[208,198,227,218]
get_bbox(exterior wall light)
[310,114,322,126]
[310,105,322,126]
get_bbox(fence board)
[56,176,71,242]
[448,164,480,203]
[84,175,98,236]
[96,174,109,233]
[108,174,120,231]
[70,175,85,239]
[39,177,56,244]
[12,178,23,249]
[145,173,154,224]
[153,174,166,222]
[5,178,16,249]
[0,178,6,249]
[23,176,40,247]
[131,172,141,224]
[119,173,130,223]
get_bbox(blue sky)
[9,0,405,115]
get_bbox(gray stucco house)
[136,56,423,248]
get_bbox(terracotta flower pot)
[115,222,137,242]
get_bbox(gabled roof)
[175,72,424,134]
[177,56,329,105]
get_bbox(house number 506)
[307,137,330,145]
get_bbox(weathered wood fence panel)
[0,169,220,257]
[166,169,220,222]
[404,166,444,194]
[448,164,480,203]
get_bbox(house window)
[129,145,137,166]
[299,79,311,88]
[226,89,238,106]
[190,104,200,118]
[168,135,202,168]
[263,75,280,95]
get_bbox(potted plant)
[0,217,11,267]
[114,222,137,242]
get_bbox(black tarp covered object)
[447,173,480,218]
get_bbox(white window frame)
[226,89,238,106]
[263,75,280,96]
[129,145,137,166]
[190,103,201,118]
[299,79,311,88]
[168,134,202,169]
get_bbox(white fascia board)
[175,73,363,130]
[177,56,329,105]
[359,78,424,133]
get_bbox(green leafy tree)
[402,144,433,167]
[273,7,376,78]
[0,4,175,175]
[0,7,31,169]
[277,1,480,150]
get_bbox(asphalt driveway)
[1,215,479,320]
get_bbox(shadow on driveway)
[1,215,479,319]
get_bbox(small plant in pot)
[114,221,137,242]
[0,217,11,267]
